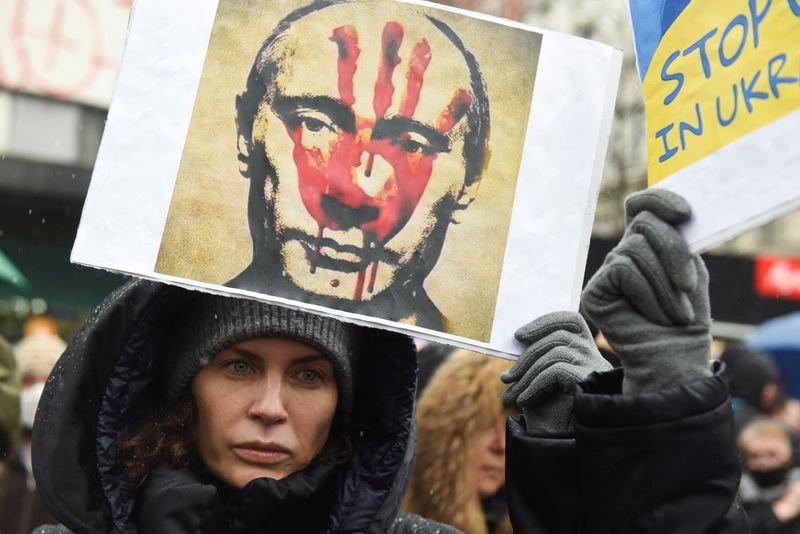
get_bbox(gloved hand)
[581,188,712,395]
[501,311,611,434]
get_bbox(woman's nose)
[247,382,289,424]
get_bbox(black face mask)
[751,466,790,488]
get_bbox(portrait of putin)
[156,0,540,339]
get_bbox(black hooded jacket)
[505,363,750,534]
[31,280,458,533]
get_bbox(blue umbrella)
[749,312,800,351]
[749,312,800,398]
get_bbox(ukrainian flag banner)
[628,0,800,250]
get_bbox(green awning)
[0,237,124,309]
[0,248,29,290]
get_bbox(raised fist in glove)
[581,188,712,395]
[501,311,611,434]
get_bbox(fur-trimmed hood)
[404,349,513,534]
[32,279,435,533]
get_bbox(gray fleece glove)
[581,188,712,395]
[501,311,611,434]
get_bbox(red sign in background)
[755,255,800,301]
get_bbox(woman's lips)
[479,465,505,478]
[232,442,291,464]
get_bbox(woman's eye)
[297,369,323,383]
[226,361,252,374]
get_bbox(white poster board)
[627,0,800,252]
[72,0,621,358]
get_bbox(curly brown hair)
[119,392,198,490]
[403,349,514,534]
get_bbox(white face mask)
[20,382,45,430]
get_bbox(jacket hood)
[32,279,418,533]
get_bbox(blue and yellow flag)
[629,0,800,184]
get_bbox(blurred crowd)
[2,310,800,533]
[721,338,800,534]
[1,316,64,534]
[3,308,800,533]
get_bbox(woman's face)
[192,337,338,488]
[469,407,516,498]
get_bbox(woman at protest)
[403,349,514,534]
[31,189,748,533]
[30,282,460,533]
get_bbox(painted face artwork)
[276,23,472,299]
[251,9,478,304]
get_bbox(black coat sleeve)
[742,500,800,534]
[505,417,578,534]
[506,363,750,534]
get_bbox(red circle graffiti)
[10,0,106,100]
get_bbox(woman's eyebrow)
[225,348,326,366]
[291,354,328,365]
[228,346,260,360]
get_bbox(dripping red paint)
[285,22,470,300]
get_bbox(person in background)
[14,329,67,388]
[738,418,800,533]
[720,343,800,468]
[0,336,20,531]
[404,349,514,534]
[21,316,59,338]
[721,344,787,431]
[0,336,19,462]
[776,400,800,439]
[0,329,64,534]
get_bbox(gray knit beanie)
[163,293,356,420]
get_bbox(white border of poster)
[71,0,622,358]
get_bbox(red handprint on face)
[276,22,472,300]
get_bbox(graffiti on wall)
[0,0,131,108]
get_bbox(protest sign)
[628,0,800,252]
[71,0,621,357]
